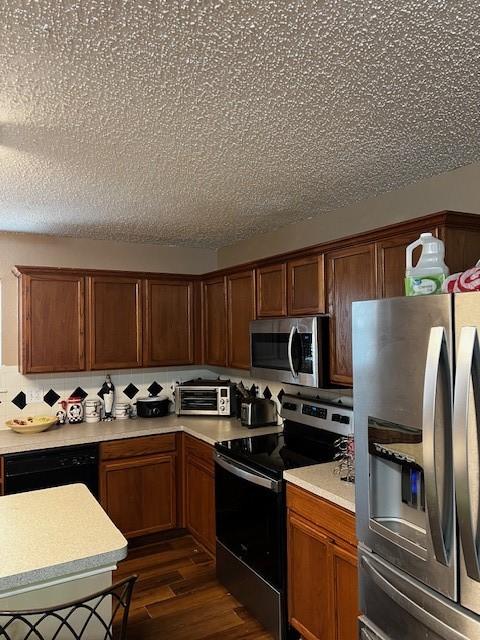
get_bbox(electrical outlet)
[26,388,44,404]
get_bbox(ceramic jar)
[56,401,67,425]
[58,396,84,424]
[114,402,130,420]
[85,399,102,423]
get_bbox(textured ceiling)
[1,1,480,248]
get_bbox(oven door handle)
[215,453,282,492]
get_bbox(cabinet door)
[19,272,85,373]
[100,453,176,538]
[288,255,325,315]
[331,543,359,640]
[203,276,227,366]
[227,270,256,370]
[184,436,215,554]
[376,230,436,299]
[87,275,142,369]
[144,279,193,366]
[327,244,376,385]
[288,512,332,640]
[256,263,287,317]
[185,452,216,554]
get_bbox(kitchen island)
[0,483,127,634]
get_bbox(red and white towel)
[442,262,480,293]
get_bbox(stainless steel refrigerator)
[353,293,480,640]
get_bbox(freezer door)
[358,617,389,640]
[353,295,456,599]
[454,292,480,615]
[359,546,480,640]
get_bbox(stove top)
[216,424,338,480]
[215,395,354,480]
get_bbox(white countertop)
[284,461,356,513]
[0,414,283,455]
[0,484,127,593]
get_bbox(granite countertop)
[0,414,283,455]
[284,461,355,513]
[0,484,127,594]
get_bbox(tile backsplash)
[0,365,353,430]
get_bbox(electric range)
[214,394,354,640]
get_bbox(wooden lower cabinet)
[288,513,332,640]
[99,435,177,539]
[331,543,358,640]
[184,435,216,555]
[287,484,358,640]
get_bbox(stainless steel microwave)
[250,316,328,387]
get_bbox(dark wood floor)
[114,534,274,640]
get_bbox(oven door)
[215,452,284,589]
[176,387,220,415]
[250,317,321,387]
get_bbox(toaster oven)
[175,380,232,416]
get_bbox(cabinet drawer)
[287,483,356,547]
[184,434,214,472]
[100,433,177,460]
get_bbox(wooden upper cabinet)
[227,270,256,370]
[288,254,325,316]
[203,276,227,366]
[327,243,377,385]
[143,279,193,366]
[18,271,85,373]
[376,229,436,299]
[257,263,287,317]
[87,275,143,369]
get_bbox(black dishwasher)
[4,444,99,497]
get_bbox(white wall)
[217,162,480,267]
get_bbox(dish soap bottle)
[405,233,449,296]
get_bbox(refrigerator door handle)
[423,325,450,566]
[361,555,468,640]
[453,325,480,581]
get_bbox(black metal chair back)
[0,575,137,640]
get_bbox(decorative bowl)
[5,415,58,434]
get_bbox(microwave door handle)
[423,326,450,566]
[453,326,480,581]
[288,326,298,377]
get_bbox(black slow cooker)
[136,396,170,418]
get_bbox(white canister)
[114,402,130,420]
[85,399,102,423]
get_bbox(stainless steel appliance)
[215,394,353,639]
[353,293,480,639]
[4,444,99,497]
[175,378,232,416]
[250,316,328,387]
[240,397,277,427]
